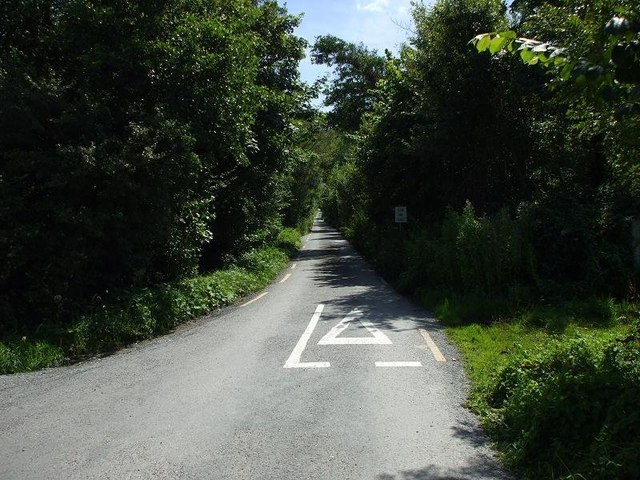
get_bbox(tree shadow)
[302,223,446,334]
[376,455,513,479]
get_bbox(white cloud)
[356,0,391,12]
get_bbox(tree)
[359,0,535,222]
[472,1,640,115]
[0,0,314,331]
[469,0,640,292]
[311,35,386,131]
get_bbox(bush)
[346,202,537,297]
[0,1,312,334]
[0,340,65,375]
[1,233,297,374]
[71,246,290,355]
[276,228,303,256]
[484,326,640,479]
[522,192,634,297]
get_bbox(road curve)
[0,218,510,480]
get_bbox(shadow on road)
[302,223,444,334]
[375,455,512,480]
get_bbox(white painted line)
[290,263,297,270]
[318,309,392,345]
[284,304,330,368]
[240,292,268,307]
[375,361,422,367]
[279,273,292,284]
[419,329,446,362]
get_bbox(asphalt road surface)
[0,218,510,480]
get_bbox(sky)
[279,0,420,90]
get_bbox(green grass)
[444,316,629,410]
[0,340,65,373]
[335,212,640,479]
[0,228,302,375]
[417,290,640,479]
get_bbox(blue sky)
[280,0,421,88]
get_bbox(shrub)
[485,326,640,479]
[396,202,536,296]
[1,232,297,373]
[276,228,303,256]
[0,340,65,375]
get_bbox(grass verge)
[418,290,640,480]
[0,228,302,375]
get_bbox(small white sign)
[394,206,407,223]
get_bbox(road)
[0,219,509,480]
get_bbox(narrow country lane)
[0,218,510,480]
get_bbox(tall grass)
[0,228,301,375]
[333,202,640,479]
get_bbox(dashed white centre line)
[290,263,297,270]
[375,361,422,367]
[279,273,292,283]
[240,291,268,307]
[419,329,446,362]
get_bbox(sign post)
[394,206,407,224]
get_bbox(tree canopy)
[311,34,386,131]
[0,0,320,332]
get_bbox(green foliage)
[276,228,303,256]
[484,328,640,479]
[418,289,520,325]
[323,0,639,300]
[311,35,387,131]
[472,6,640,115]
[399,203,536,295]
[71,244,290,356]
[360,0,534,221]
[1,234,297,374]
[522,191,634,295]
[321,157,363,228]
[439,296,638,479]
[0,340,65,375]
[1,1,320,336]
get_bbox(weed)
[0,339,65,375]
[1,232,299,374]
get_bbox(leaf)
[477,34,492,52]
[471,34,487,45]
[532,43,549,53]
[554,56,566,67]
[537,53,549,64]
[489,36,509,55]
[520,49,535,63]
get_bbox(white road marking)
[240,292,268,307]
[419,329,446,362]
[284,304,330,369]
[279,273,292,284]
[318,309,392,345]
[290,263,297,270]
[375,361,422,367]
